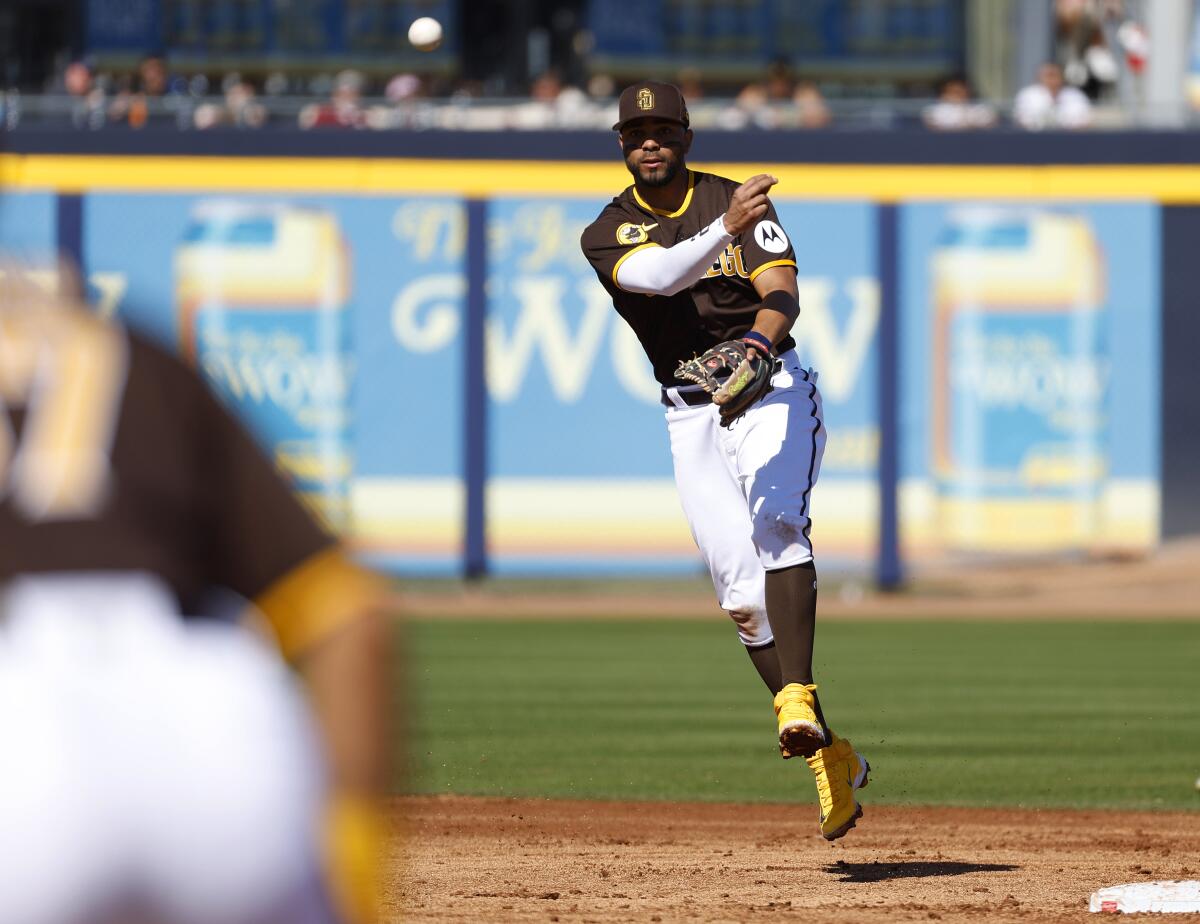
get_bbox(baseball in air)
[408,17,443,52]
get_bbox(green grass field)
[403,618,1200,811]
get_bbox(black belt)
[660,386,712,408]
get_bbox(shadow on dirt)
[824,860,1019,882]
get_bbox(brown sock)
[745,641,783,694]
[765,560,830,740]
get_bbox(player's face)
[619,118,692,187]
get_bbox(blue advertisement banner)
[84,192,465,569]
[0,192,56,257]
[899,202,1160,553]
[14,188,1157,575]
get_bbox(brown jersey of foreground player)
[0,273,390,922]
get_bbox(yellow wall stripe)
[2,154,1199,202]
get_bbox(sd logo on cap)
[613,81,690,132]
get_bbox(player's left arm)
[745,265,800,357]
[738,194,800,359]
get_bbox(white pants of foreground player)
[664,349,826,648]
[0,574,327,924]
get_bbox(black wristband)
[760,288,800,324]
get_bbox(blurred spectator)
[105,73,136,126]
[263,71,291,98]
[107,53,187,128]
[1055,0,1122,100]
[586,72,615,100]
[922,76,997,131]
[1014,61,1092,129]
[507,71,559,129]
[193,77,267,130]
[62,60,91,96]
[765,60,794,102]
[719,81,775,129]
[225,79,266,128]
[554,83,593,126]
[529,69,563,102]
[676,67,704,102]
[61,60,106,129]
[138,54,169,97]
[793,79,832,128]
[721,62,804,130]
[385,73,422,103]
[299,69,366,129]
[509,69,594,129]
[365,73,425,129]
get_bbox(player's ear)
[683,129,693,155]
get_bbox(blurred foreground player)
[0,268,392,924]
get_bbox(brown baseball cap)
[612,81,690,132]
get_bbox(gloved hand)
[674,338,774,428]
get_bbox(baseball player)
[0,268,389,923]
[580,82,869,840]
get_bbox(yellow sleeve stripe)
[749,259,798,283]
[611,242,661,290]
[253,545,391,660]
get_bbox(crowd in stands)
[12,53,1115,133]
[1,0,1160,133]
[22,4,1160,138]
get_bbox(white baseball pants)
[0,573,329,924]
[664,349,826,648]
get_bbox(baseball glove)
[674,339,774,428]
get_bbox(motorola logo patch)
[753,220,789,254]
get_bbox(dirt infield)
[398,537,1200,620]
[389,796,1200,922]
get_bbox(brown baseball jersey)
[0,306,378,659]
[580,169,798,386]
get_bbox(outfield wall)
[0,130,1192,576]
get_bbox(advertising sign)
[901,202,1160,554]
[84,193,465,568]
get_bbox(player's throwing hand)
[722,174,778,235]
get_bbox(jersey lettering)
[0,317,127,521]
[705,243,750,280]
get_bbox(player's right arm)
[180,356,393,923]
[583,201,727,297]
[254,549,391,924]
[581,176,780,297]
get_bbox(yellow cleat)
[805,732,870,841]
[773,682,825,759]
